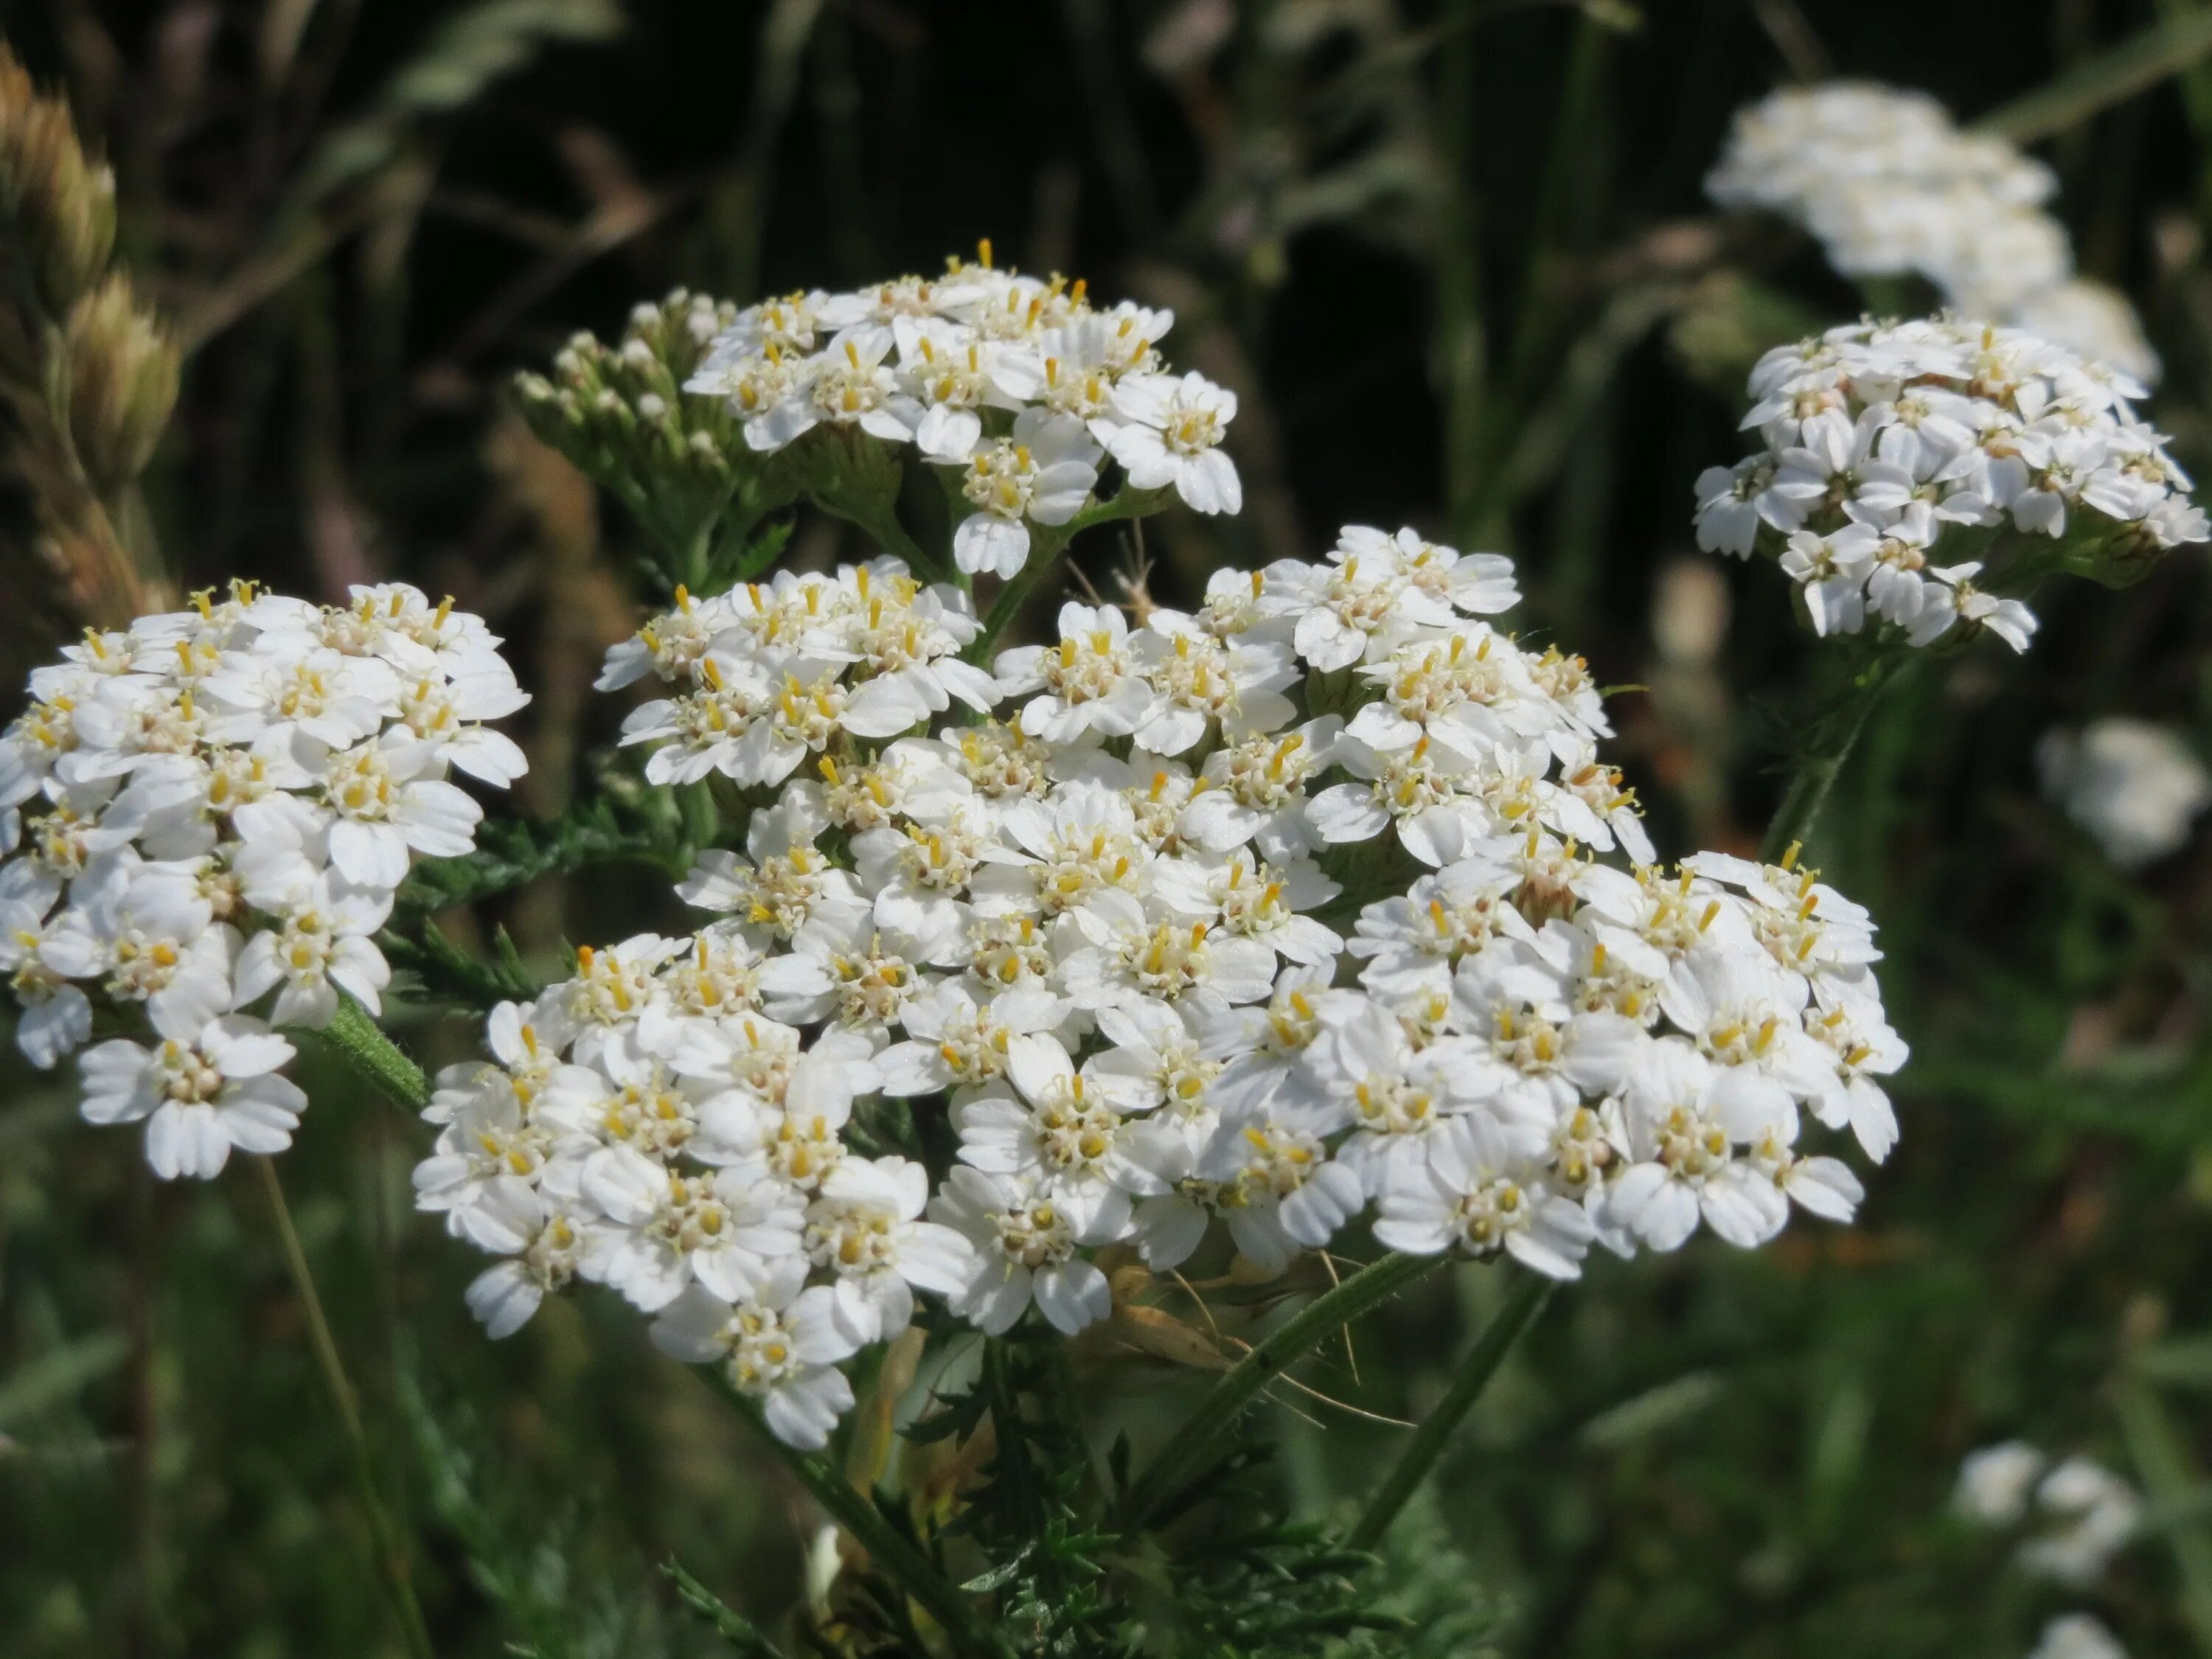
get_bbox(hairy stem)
[1347,1271,1551,1551]
[255,1159,435,1659]
[1758,649,1908,865]
[707,1375,1012,1659]
[309,994,430,1112]
[1114,1251,1445,1530]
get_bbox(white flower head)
[928,1166,1118,1335]
[651,1262,860,1450]
[78,1015,306,1180]
[1106,370,1242,514]
[952,409,1101,580]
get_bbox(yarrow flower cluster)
[1706,82,2159,382]
[682,243,1241,575]
[1694,317,2209,653]
[422,525,1906,1447]
[0,582,527,1177]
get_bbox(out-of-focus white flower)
[1710,84,2065,310]
[1708,80,2160,383]
[2028,1613,2128,1659]
[1957,1440,2142,1590]
[1955,1440,2048,1527]
[2038,718,2211,867]
[2020,1456,2141,1587]
[2013,279,2161,387]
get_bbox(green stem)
[1757,650,1907,866]
[307,994,429,1112]
[1346,1272,1551,1551]
[706,1374,1011,1659]
[813,488,941,580]
[968,539,1067,664]
[964,486,1174,663]
[1065,483,1173,536]
[255,1159,436,1659]
[1114,1251,1446,1531]
[679,779,721,849]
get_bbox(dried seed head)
[64,273,179,493]
[0,45,117,319]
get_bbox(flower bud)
[64,274,179,492]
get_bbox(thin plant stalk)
[254,1158,435,1659]
[1758,650,1909,865]
[1346,1271,1551,1551]
[1114,1251,1445,1530]
[964,486,1170,662]
[705,1374,1013,1659]
[1756,698,1876,865]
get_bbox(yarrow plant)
[1694,316,2208,655]
[1707,82,2160,383]
[17,235,2188,1655]
[405,248,1913,1480]
[0,581,526,1176]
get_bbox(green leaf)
[719,517,796,587]
[2118,1380,2212,1655]
[293,0,625,206]
[395,787,689,917]
[379,920,536,1011]
[661,1559,786,1655]
[959,1544,1034,1594]
[1978,8,2212,142]
[0,1331,131,1432]
[2132,1335,2212,1388]
[1577,1369,1728,1451]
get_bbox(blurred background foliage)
[7,0,2212,1655]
